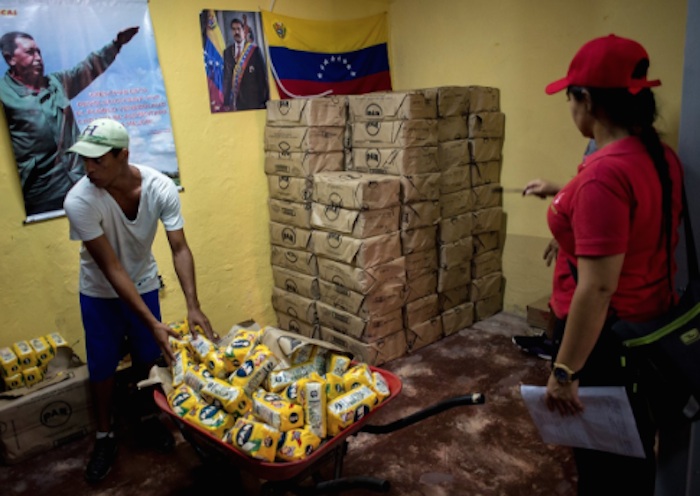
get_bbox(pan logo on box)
[323,204,341,222]
[326,232,343,249]
[277,100,291,115]
[41,401,72,427]
[364,103,383,119]
[365,121,381,137]
[281,228,297,245]
[365,149,381,168]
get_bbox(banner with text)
[0,0,178,224]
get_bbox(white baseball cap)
[68,118,130,158]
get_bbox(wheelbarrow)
[154,365,485,495]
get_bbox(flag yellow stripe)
[262,11,388,53]
[207,10,226,54]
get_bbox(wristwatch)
[552,362,580,384]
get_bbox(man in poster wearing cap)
[0,27,138,218]
[63,117,215,483]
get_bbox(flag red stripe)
[275,71,392,99]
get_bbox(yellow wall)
[0,0,687,358]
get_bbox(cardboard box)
[400,173,441,203]
[318,278,407,319]
[437,115,469,143]
[271,265,320,300]
[472,207,503,234]
[347,91,437,121]
[475,291,503,321]
[0,364,94,464]
[442,302,475,336]
[406,317,443,352]
[404,249,438,280]
[270,246,318,276]
[440,165,471,195]
[268,199,312,229]
[313,172,400,210]
[468,86,500,113]
[316,257,406,295]
[311,203,400,239]
[316,301,403,343]
[438,139,470,170]
[269,222,314,251]
[271,288,318,324]
[312,231,401,269]
[438,212,473,244]
[473,231,500,256]
[318,326,407,366]
[266,96,348,127]
[276,311,319,339]
[264,151,344,177]
[467,112,506,139]
[440,189,476,218]
[267,175,313,203]
[401,225,438,255]
[431,86,470,117]
[468,138,503,163]
[470,272,503,302]
[350,119,438,148]
[439,236,473,269]
[405,270,438,303]
[400,201,441,231]
[470,161,501,187]
[264,126,345,153]
[471,249,502,279]
[404,294,440,329]
[472,185,503,210]
[347,146,440,175]
[438,285,469,311]
[437,264,471,292]
[527,295,552,331]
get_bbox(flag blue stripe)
[269,44,390,83]
[204,38,224,91]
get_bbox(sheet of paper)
[520,385,646,458]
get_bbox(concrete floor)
[0,312,577,495]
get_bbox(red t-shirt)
[547,136,683,322]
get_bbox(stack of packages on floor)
[165,322,390,463]
[0,333,68,390]
[265,88,505,366]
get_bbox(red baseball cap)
[545,34,661,95]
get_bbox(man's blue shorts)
[80,290,162,382]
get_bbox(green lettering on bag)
[622,302,700,348]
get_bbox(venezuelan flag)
[261,11,392,99]
[202,10,226,110]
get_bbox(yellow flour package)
[45,332,69,354]
[276,428,322,461]
[3,373,23,390]
[324,373,346,401]
[29,337,53,364]
[222,329,260,368]
[12,341,37,369]
[300,379,327,439]
[371,371,391,402]
[200,378,251,418]
[171,348,194,388]
[327,385,378,436]
[190,335,217,363]
[226,416,281,462]
[204,350,233,379]
[252,389,304,432]
[184,403,235,440]
[342,364,374,392]
[0,347,20,377]
[229,344,279,397]
[167,319,190,338]
[184,364,215,394]
[167,384,200,417]
[266,360,321,393]
[327,353,352,376]
[21,366,43,387]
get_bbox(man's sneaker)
[512,333,553,361]
[85,436,117,484]
[137,416,175,453]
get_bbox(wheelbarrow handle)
[360,393,485,434]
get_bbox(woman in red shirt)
[538,35,684,495]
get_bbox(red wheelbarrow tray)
[153,365,402,481]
